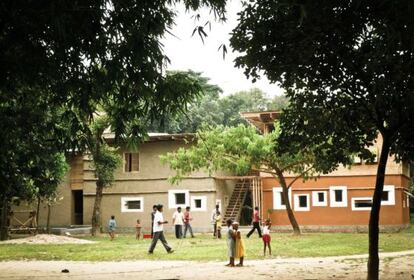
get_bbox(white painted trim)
[272,187,292,210]
[329,186,348,207]
[191,196,207,211]
[121,196,144,212]
[294,194,310,211]
[381,185,395,206]
[168,189,190,209]
[351,197,372,211]
[312,191,328,207]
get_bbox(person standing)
[135,219,142,240]
[215,211,222,239]
[211,204,219,237]
[148,204,174,254]
[108,215,117,241]
[246,206,262,238]
[225,219,235,267]
[151,205,157,237]
[172,206,184,239]
[262,218,272,256]
[233,222,245,266]
[183,206,194,238]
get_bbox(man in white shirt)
[172,207,184,239]
[211,204,219,237]
[148,204,173,254]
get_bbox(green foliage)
[151,80,290,133]
[161,123,315,184]
[231,0,414,167]
[93,145,122,187]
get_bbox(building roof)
[240,111,281,133]
[103,132,195,143]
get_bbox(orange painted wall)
[262,175,410,226]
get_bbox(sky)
[162,0,284,97]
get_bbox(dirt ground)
[0,250,414,280]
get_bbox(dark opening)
[175,193,186,205]
[318,192,324,202]
[127,200,141,209]
[299,196,307,208]
[334,190,343,202]
[381,191,389,201]
[195,199,202,208]
[355,200,372,208]
[281,193,286,205]
[73,190,83,225]
[240,191,253,226]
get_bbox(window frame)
[272,187,292,210]
[123,152,140,173]
[351,197,373,211]
[191,195,207,212]
[294,194,310,211]
[312,191,328,207]
[121,196,144,212]
[329,186,348,207]
[168,189,190,209]
[381,185,395,206]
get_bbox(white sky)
[162,0,284,97]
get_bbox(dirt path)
[1,250,414,280]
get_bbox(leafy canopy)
[161,124,316,184]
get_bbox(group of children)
[108,212,273,266]
[225,218,272,267]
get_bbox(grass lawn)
[0,226,414,261]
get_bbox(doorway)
[72,190,83,225]
[239,191,253,226]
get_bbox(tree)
[231,1,414,279]
[161,124,319,235]
[151,81,289,133]
[0,1,228,229]
[0,90,69,240]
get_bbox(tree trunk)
[367,136,391,280]
[36,196,41,226]
[275,169,301,235]
[91,181,104,236]
[0,197,9,241]
[46,204,51,234]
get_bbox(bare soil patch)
[1,234,96,244]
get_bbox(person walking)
[246,206,262,238]
[183,206,194,238]
[148,204,174,254]
[211,204,219,237]
[108,215,117,241]
[172,206,184,239]
[151,204,157,237]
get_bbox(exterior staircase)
[223,180,250,224]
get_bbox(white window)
[312,191,328,206]
[329,186,348,207]
[294,194,310,211]
[272,187,292,210]
[121,197,144,212]
[381,185,395,206]
[168,190,189,209]
[351,197,372,211]
[191,196,207,211]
